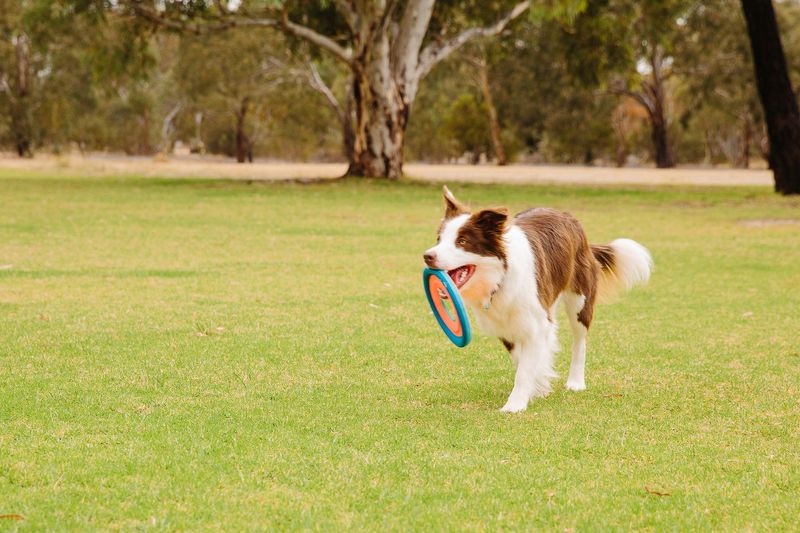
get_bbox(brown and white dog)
[423,186,653,413]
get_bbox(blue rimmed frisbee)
[422,268,472,347]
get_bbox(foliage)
[440,93,493,162]
[1,0,799,167]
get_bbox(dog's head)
[423,186,508,304]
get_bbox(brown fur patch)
[443,186,468,220]
[591,243,630,304]
[514,208,601,327]
[456,208,508,265]
[501,338,514,352]
[590,244,615,272]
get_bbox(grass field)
[1,171,799,531]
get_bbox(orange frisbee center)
[428,275,463,336]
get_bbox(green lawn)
[1,172,799,531]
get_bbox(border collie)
[423,186,653,413]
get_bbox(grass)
[1,171,799,531]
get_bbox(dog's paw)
[565,379,586,391]
[499,398,529,413]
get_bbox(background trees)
[125,0,531,178]
[1,0,800,192]
[675,1,765,168]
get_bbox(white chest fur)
[465,225,548,343]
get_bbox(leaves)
[530,0,589,23]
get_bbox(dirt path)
[0,154,773,187]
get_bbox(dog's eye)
[457,238,467,246]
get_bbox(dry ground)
[0,153,774,186]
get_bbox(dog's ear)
[443,185,468,219]
[474,208,508,232]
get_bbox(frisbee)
[422,268,472,347]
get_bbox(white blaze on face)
[424,214,506,306]
[424,215,470,271]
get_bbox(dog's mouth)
[436,265,476,300]
[448,264,476,289]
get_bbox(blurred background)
[1,1,798,183]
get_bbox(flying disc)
[422,268,472,347]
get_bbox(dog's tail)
[591,239,653,301]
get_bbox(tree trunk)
[741,0,800,194]
[11,34,33,158]
[738,117,751,169]
[235,98,250,164]
[476,58,507,166]
[159,102,183,156]
[646,51,675,169]
[342,82,357,171]
[611,104,628,167]
[703,129,713,166]
[650,114,674,168]
[614,144,627,168]
[346,39,408,180]
[13,118,32,158]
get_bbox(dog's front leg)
[499,328,557,413]
[500,337,553,413]
[500,351,536,413]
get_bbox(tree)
[610,46,675,168]
[0,0,49,156]
[675,0,765,168]
[0,0,157,156]
[123,0,531,178]
[464,44,508,165]
[488,14,625,165]
[603,1,695,168]
[174,30,290,162]
[741,0,800,194]
[440,93,493,163]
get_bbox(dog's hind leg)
[563,292,589,391]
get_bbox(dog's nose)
[423,252,437,267]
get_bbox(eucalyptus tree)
[602,1,694,168]
[122,0,532,178]
[0,0,49,156]
[174,30,296,162]
[0,0,155,156]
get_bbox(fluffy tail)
[591,238,653,301]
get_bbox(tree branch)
[378,0,401,33]
[277,14,353,64]
[415,1,530,81]
[131,4,236,33]
[393,0,435,82]
[607,84,655,116]
[130,4,352,65]
[303,62,345,122]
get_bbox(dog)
[423,186,653,413]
